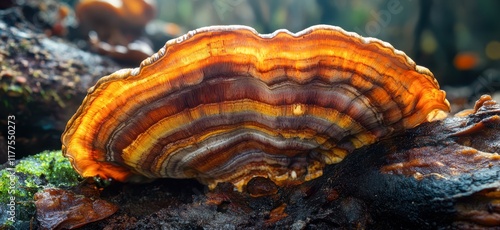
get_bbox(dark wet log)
[0,6,123,161]
[74,96,499,229]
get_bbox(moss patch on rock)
[0,150,81,228]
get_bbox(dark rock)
[0,6,123,161]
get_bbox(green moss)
[14,150,80,186]
[0,150,81,228]
[0,170,19,203]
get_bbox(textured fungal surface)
[61,25,450,191]
[34,188,118,229]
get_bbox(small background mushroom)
[75,0,157,64]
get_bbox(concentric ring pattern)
[62,25,450,191]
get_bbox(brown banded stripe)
[62,25,450,191]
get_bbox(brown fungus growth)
[34,188,118,229]
[61,25,450,192]
[75,0,156,63]
[74,94,499,229]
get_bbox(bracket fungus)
[61,25,450,192]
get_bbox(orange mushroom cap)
[76,0,156,30]
[75,0,156,63]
